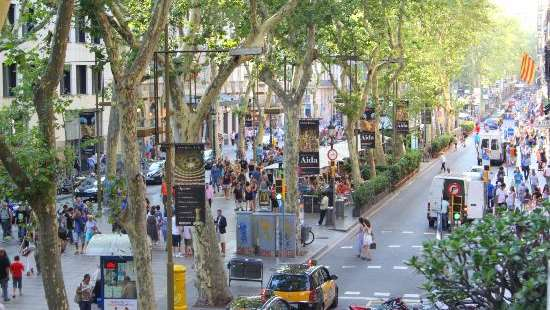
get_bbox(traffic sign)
[327,149,338,161]
[447,182,462,196]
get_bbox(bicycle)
[301,229,315,246]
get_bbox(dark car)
[74,176,105,202]
[484,118,499,130]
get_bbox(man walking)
[0,203,12,240]
[318,193,329,225]
[440,199,449,231]
[214,209,227,256]
[0,249,9,302]
[440,155,446,173]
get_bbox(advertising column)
[174,144,206,226]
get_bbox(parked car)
[74,176,105,202]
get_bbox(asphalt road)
[318,139,480,307]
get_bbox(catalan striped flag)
[520,53,536,84]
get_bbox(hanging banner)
[298,119,320,175]
[359,107,376,149]
[396,100,409,134]
[174,144,205,225]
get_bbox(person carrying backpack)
[0,203,12,240]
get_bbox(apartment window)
[75,18,86,43]
[76,65,87,94]
[92,68,102,94]
[60,65,71,95]
[2,64,17,97]
[92,35,101,44]
[8,4,15,25]
[22,8,35,35]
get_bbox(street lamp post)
[327,122,336,220]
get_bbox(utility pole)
[393,78,398,154]
[163,24,175,310]
[94,56,103,214]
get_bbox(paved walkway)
[1,181,346,309]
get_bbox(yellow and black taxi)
[261,262,338,310]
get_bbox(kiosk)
[86,234,137,310]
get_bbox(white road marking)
[411,245,423,248]
[393,266,409,270]
[374,292,391,297]
[344,291,361,295]
[388,245,401,248]
[381,230,393,233]
[402,231,414,234]
[403,299,421,303]
[367,265,381,269]
[403,293,420,298]
[340,246,353,249]
[423,232,435,235]
[342,265,356,269]
[339,296,378,300]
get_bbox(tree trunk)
[238,113,246,159]
[368,149,376,178]
[345,118,362,185]
[118,89,156,310]
[442,78,452,133]
[106,103,120,178]
[372,78,386,165]
[254,89,271,162]
[178,129,232,306]
[193,210,232,306]
[283,101,300,214]
[33,196,70,310]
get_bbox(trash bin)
[335,197,345,219]
[174,265,188,310]
[227,257,263,287]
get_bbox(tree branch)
[124,0,173,87]
[105,2,138,49]
[293,24,316,100]
[243,0,299,47]
[94,6,124,82]
[0,134,31,191]
[259,66,292,104]
[250,0,258,33]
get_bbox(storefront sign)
[359,108,376,149]
[105,299,138,310]
[299,119,320,175]
[174,144,206,225]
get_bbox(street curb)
[308,154,442,261]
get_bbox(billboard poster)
[359,107,376,149]
[396,100,409,134]
[174,144,206,225]
[298,119,320,175]
[105,299,138,310]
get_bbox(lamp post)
[327,122,336,211]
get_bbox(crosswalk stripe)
[374,292,391,297]
[340,246,353,249]
[342,265,356,269]
[411,245,422,248]
[388,245,401,248]
[403,293,420,298]
[344,291,361,295]
[402,231,414,234]
[381,230,392,233]
[423,232,435,235]
[393,266,408,270]
[367,265,381,269]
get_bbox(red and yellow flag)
[520,53,536,84]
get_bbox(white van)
[427,175,485,227]
[479,132,504,165]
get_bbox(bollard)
[174,264,188,310]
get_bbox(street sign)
[327,149,338,161]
